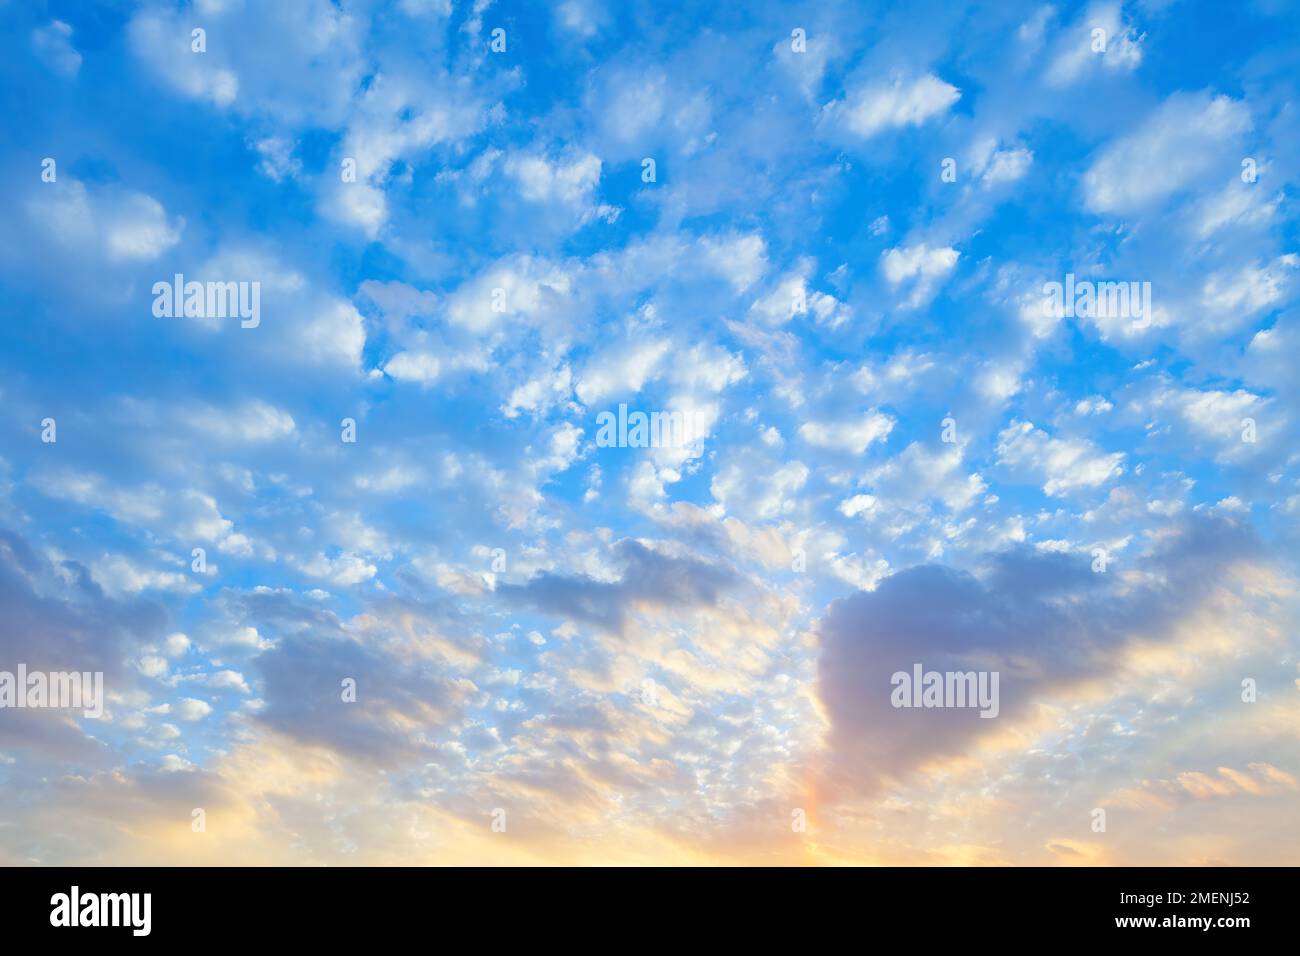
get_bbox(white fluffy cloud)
[384,350,442,386]
[181,401,297,443]
[798,412,895,454]
[506,150,602,207]
[996,421,1124,495]
[446,256,574,335]
[966,139,1034,186]
[863,442,987,514]
[881,243,959,307]
[26,181,183,263]
[1044,2,1144,87]
[576,339,672,405]
[91,555,197,596]
[1083,92,1251,214]
[291,552,379,586]
[176,698,213,722]
[829,72,960,138]
[711,458,810,519]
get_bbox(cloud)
[91,555,197,597]
[176,698,213,722]
[1116,762,1298,807]
[1125,379,1276,465]
[996,421,1124,495]
[209,670,250,694]
[25,181,183,264]
[250,136,302,182]
[1083,92,1251,214]
[383,350,442,386]
[817,516,1266,794]
[1200,255,1297,324]
[499,539,739,634]
[251,632,467,766]
[129,0,365,121]
[576,340,672,405]
[445,255,574,335]
[180,401,296,443]
[1044,2,1144,87]
[863,442,987,515]
[711,456,809,520]
[4,0,1299,867]
[880,243,959,307]
[31,20,81,78]
[0,528,163,695]
[966,139,1034,187]
[698,233,768,292]
[583,62,713,160]
[183,248,366,368]
[505,150,603,208]
[554,0,605,38]
[290,552,378,587]
[798,411,895,454]
[827,73,960,138]
[128,10,239,107]
[749,267,851,328]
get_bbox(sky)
[0,0,1298,866]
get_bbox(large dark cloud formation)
[816,515,1264,794]
[0,527,166,759]
[223,589,473,767]
[0,528,166,675]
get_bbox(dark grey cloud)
[252,629,467,767]
[0,526,173,783]
[0,528,167,676]
[816,514,1264,794]
[498,538,740,634]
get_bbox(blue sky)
[1,0,1298,864]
